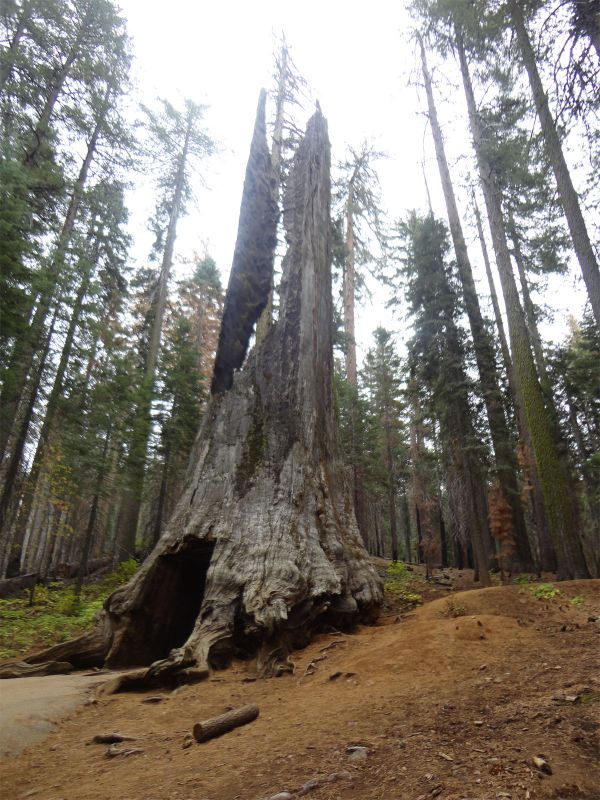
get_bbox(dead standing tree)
[7,95,382,685]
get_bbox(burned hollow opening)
[112,539,215,667]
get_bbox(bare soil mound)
[1,569,598,800]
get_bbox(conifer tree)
[395,211,491,585]
[418,35,533,570]
[362,328,408,562]
[116,99,215,561]
[453,19,589,578]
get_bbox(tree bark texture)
[13,102,382,682]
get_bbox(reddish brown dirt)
[1,569,599,800]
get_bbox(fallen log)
[192,703,259,743]
[0,573,38,599]
[53,557,112,580]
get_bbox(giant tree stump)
[13,96,382,684]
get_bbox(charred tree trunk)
[12,98,382,682]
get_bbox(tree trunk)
[0,308,58,560]
[419,38,533,571]
[343,196,357,386]
[74,429,111,598]
[509,0,600,334]
[12,99,381,682]
[401,493,411,562]
[508,223,548,382]
[24,8,92,166]
[456,26,588,578]
[384,422,399,562]
[472,195,514,401]
[473,197,555,570]
[116,106,194,561]
[0,0,34,94]
[0,93,109,475]
[193,704,259,743]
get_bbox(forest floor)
[0,564,599,800]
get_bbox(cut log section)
[192,704,259,743]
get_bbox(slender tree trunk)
[509,0,600,333]
[472,195,513,395]
[384,420,399,561]
[0,0,34,94]
[0,309,58,552]
[24,8,92,166]
[419,37,533,570]
[343,193,357,386]
[74,428,111,597]
[457,26,588,578]
[508,223,548,382]
[151,443,171,548]
[0,94,109,465]
[116,108,194,561]
[342,182,371,547]
[402,493,411,562]
[474,197,555,570]
[431,424,448,569]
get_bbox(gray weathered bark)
[11,103,382,683]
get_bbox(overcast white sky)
[118,0,586,365]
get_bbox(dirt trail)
[0,672,111,756]
[0,571,598,800]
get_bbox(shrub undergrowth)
[0,559,138,661]
[384,561,423,609]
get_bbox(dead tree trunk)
[13,97,382,682]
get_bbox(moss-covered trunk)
[457,28,589,579]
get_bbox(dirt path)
[0,672,111,757]
[0,572,598,800]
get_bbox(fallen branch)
[193,703,259,743]
[92,733,137,744]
